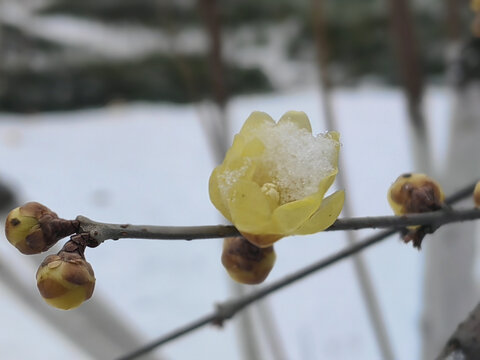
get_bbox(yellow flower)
[209,111,344,247]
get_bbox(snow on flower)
[209,111,344,247]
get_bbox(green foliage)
[40,0,200,27]
[41,0,302,28]
[3,0,474,112]
[0,55,271,112]
[1,24,62,53]
[288,8,448,85]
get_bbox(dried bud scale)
[5,202,78,255]
[36,240,95,310]
[222,236,276,285]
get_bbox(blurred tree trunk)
[312,1,395,359]
[422,81,480,360]
[198,0,230,163]
[446,0,462,41]
[422,2,479,359]
[197,2,281,360]
[198,0,227,109]
[387,0,431,173]
[436,300,480,359]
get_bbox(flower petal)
[317,171,338,198]
[278,111,312,133]
[271,193,323,233]
[227,179,273,234]
[241,137,265,158]
[326,131,340,142]
[209,167,233,222]
[295,190,345,235]
[224,133,247,161]
[240,111,275,135]
[271,173,337,233]
[209,153,261,223]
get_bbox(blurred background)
[0,0,479,359]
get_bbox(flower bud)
[474,181,480,208]
[388,173,445,216]
[388,173,445,249]
[221,236,276,285]
[5,202,77,254]
[36,242,95,310]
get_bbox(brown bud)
[388,173,445,249]
[5,202,77,254]
[388,173,445,216]
[221,236,276,285]
[36,242,95,310]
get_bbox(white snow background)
[0,85,452,359]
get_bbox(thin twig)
[312,0,395,355]
[77,207,480,244]
[117,229,395,360]
[115,181,477,360]
[116,313,218,360]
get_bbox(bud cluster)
[4,202,95,310]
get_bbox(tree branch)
[436,301,480,359]
[114,181,477,360]
[77,208,480,244]
[116,228,395,360]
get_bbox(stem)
[77,208,480,244]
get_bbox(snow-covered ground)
[0,85,452,359]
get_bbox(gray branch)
[113,180,478,360]
[436,301,480,360]
[116,228,395,360]
[77,208,480,244]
